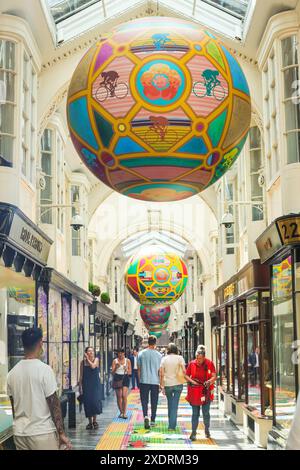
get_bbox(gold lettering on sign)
[224,283,235,299]
[277,217,300,245]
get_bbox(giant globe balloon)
[140,305,171,326]
[144,320,169,332]
[67,17,251,202]
[125,245,188,306]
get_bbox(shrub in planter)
[101,292,110,304]
[89,283,101,298]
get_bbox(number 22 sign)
[277,217,300,244]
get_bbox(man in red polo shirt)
[185,346,217,441]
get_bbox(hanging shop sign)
[9,213,51,264]
[256,214,300,263]
[0,203,52,265]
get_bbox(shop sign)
[277,216,300,245]
[224,283,235,299]
[9,213,51,264]
[256,222,282,263]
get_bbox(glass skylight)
[48,0,100,23]
[121,231,188,258]
[202,0,250,20]
[44,0,254,45]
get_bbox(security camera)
[70,214,84,231]
[221,212,234,229]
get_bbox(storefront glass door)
[0,266,35,397]
[238,301,246,400]
[246,293,261,411]
[272,255,296,432]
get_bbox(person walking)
[7,327,72,451]
[185,345,216,441]
[160,343,186,430]
[138,336,162,429]
[112,348,132,419]
[129,348,140,390]
[79,347,102,430]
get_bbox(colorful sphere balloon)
[67,17,251,202]
[140,305,171,326]
[144,320,169,332]
[125,245,188,306]
[149,331,162,339]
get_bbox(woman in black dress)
[79,347,102,430]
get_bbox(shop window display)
[272,255,296,431]
[220,309,227,389]
[227,306,233,393]
[238,301,246,400]
[246,293,261,411]
[232,304,239,396]
[0,266,35,396]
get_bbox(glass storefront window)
[220,309,227,389]
[232,304,239,396]
[227,306,233,393]
[272,255,296,432]
[260,292,273,416]
[0,266,35,396]
[238,301,246,400]
[246,293,261,411]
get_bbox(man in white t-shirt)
[7,327,72,451]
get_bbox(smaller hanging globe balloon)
[125,245,188,306]
[140,305,171,326]
[144,320,169,332]
[149,331,162,339]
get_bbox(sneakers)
[205,427,211,438]
[150,421,156,427]
[144,417,150,429]
[190,432,197,441]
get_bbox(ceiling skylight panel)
[47,0,100,23]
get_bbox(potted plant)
[88,282,101,298]
[101,292,110,305]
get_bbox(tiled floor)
[67,392,119,450]
[67,388,261,450]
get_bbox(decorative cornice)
[38,82,68,137]
[40,6,258,73]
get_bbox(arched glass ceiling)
[121,230,188,258]
[44,0,254,44]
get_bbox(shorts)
[14,432,59,451]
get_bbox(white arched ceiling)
[88,189,217,282]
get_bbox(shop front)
[212,260,272,447]
[124,322,135,355]
[0,203,52,449]
[37,268,93,396]
[91,301,114,398]
[256,215,300,449]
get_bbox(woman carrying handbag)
[112,348,132,419]
[160,343,186,431]
[185,345,217,441]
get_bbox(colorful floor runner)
[96,388,218,450]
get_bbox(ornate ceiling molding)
[38,82,69,137]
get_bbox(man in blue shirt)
[138,336,162,429]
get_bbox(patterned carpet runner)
[96,388,218,450]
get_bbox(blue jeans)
[165,385,183,429]
[192,402,211,433]
[140,383,159,421]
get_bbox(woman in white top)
[160,343,186,430]
[112,348,132,419]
